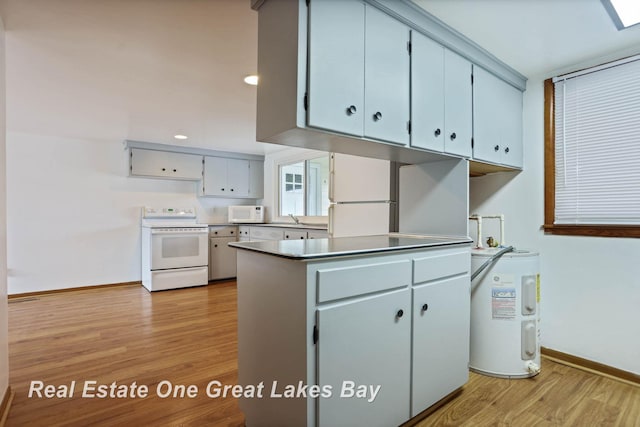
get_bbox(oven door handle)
[150,228,209,235]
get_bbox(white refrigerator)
[328,153,391,238]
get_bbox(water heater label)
[491,273,516,320]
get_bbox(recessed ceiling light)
[244,75,259,86]
[602,0,640,29]
[174,134,188,140]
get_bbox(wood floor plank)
[7,282,640,426]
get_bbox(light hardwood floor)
[7,283,640,426]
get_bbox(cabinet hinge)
[407,120,411,135]
[407,40,411,54]
[304,92,308,111]
[471,73,474,85]
[313,325,318,345]
[471,137,474,149]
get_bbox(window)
[544,55,640,237]
[278,155,330,218]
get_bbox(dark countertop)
[229,233,472,260]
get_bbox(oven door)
[150,228,208,270]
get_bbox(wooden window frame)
[543,78,640,238]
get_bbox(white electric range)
[141,207,209,291]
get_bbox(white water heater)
[470,249,540,378]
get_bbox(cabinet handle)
[450,132,457,141]
[173,169,177,172]
[422,303,429,312]
[373,111,382,121]
[214,244,218,248]
[214,231,218,235]
[505,147,510,154]
[346,105,357,116]
[231,188,234,192]
[285,235,289,239]
[494,145,500,152]
[231,231,234,234]
[396,309,404,318]
[162,168,166,171]
[221,188,225,191]
[300,236,304,239]
[434,128,441,137]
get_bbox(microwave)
[228,205,265,223]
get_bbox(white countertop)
[229,233,472,259]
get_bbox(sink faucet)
[289,213,300,224]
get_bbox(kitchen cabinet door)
[308,0,365,137]
[203,156,228,197]
[411,276,470,416]
[500,80,523,168]
[317,288,411,427]
[130,149,203,180]
[202,157,252,198]
[473,66,523,168]
[226,158,250,197]
[209,237,237,281]
[411,31,445,152]
[248,160,264,199]
[443,50,472,158]
[363,5,410,145]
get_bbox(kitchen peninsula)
[230,234,472,427]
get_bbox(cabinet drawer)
[238,226,251,238]
[307,230,329,239]
[283,230,307,240]
[413,250,470,284]
[209,226,237,238]
[249,227,284,241]
[317,259,411,303]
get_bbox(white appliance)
[228,205,265,223]
[328,153,391,237]
[470,248,541,378]
[141,207,209,292]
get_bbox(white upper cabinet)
[363,6,410,146]
[443,50,473,158]
[307,0,365,137]
[248,160,264,199]
[411,32,445,152]
[202,157,263,199]
[253,0,526,170]
[473,66,523,168]
[411,34,472,158]
[129,148,202,180]
[308,1,410,145]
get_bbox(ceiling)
[2,0,640,156]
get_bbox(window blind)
[553,58,640,225]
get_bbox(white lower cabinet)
[411,276,470,415]
[236,243,470,427]
[209,237,237,281]
[317,288,411,427]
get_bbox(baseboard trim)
[400,386,463,426]
[541,347,640,387]
[8,281,142,299]
[0,385,14,427]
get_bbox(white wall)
[2,0,263,295]
[469,76,640,374]
[0,14,10,401]
[6,132,259,294]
